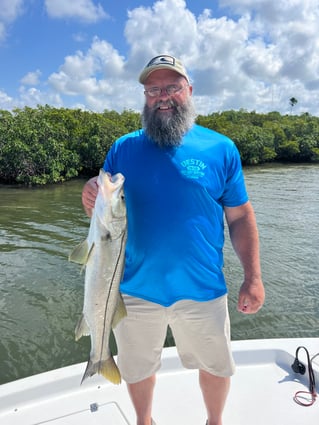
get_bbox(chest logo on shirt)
[180,158,207,179]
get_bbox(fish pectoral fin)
[81,357,121,385]
[69,240,95,265]
[112,293,127,329]
[75,314,90,341]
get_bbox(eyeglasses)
[144,84,188,98]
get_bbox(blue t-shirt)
[103,124,248,306]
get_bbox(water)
[0,164,318,385]
[225,164,319,340]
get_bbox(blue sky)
[1,0,319,115]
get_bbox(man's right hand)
[82,176,98,217]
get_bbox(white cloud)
[45,0,108,23]
[0,0,24,42]
[0,22,5,41]
[0,0,24,21]
[18,86,63,108]
[125,0,198,67]
[0,89,13,109]
[122,0,319,114]
[3,0,319,116]
[20,70,42,86]
[72,32,87,43]
[48,38,125,89]
[47,38,138,111]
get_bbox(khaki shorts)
[113,294,235,384]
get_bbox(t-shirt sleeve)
[221,143,249,207]
[103,139,120,174]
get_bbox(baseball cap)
[138,55,190,84]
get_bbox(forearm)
[225,202,265,313]
[228,208,262,281]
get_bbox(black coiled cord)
[291,346,317,407]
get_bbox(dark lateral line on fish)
[98,230,127,362]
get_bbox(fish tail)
[100,357,122,385]
[81,357,121,385]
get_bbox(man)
[82,54,265,425]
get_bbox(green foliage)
[0,106,141,185]
[196,109,319,165]
[0,106,318,185]
[277,141,300,160]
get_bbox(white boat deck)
[0,338,318,425]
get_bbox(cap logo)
[146,55,175,68]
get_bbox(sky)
[0,0,319,116]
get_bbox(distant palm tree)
[289,97,298,114]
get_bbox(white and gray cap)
[138,55,190,84]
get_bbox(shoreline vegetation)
[1,105,319,186]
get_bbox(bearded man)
[81,55,265,425]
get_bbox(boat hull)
[0,338,318,425]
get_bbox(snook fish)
[69,169,127,384]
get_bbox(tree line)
[0,105,318,185]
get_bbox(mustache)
[151,99,177,111]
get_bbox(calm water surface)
[0,164,318,384]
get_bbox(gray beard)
[142,97,196,148]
